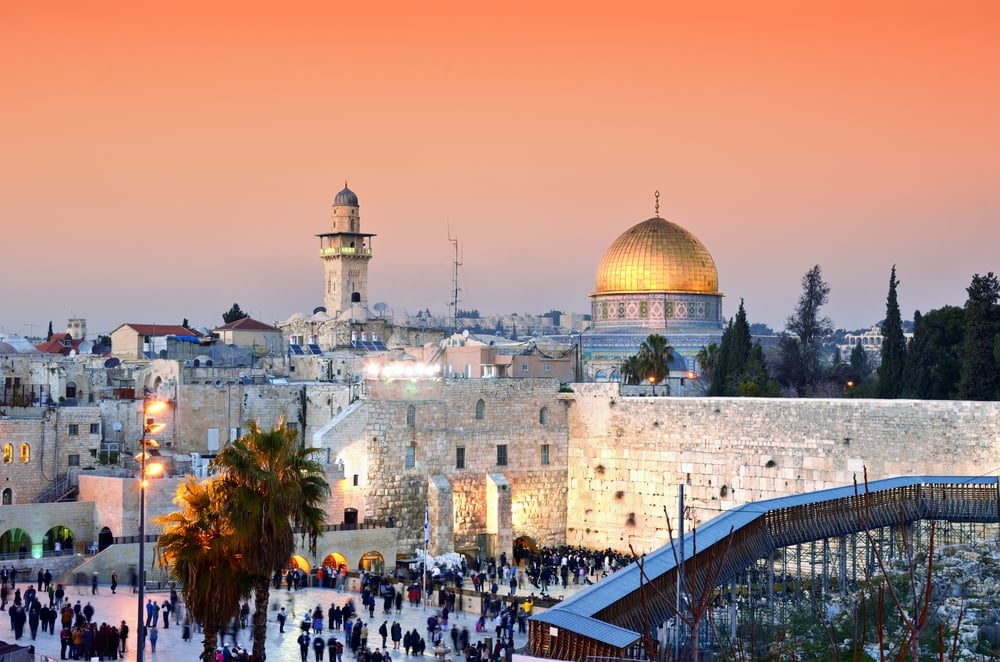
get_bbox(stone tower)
[317,183,376,319]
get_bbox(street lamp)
[649,375,656,396]
[136,399,166,662]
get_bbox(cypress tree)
[876,265,907,397]
[901,311,931,398]
[958,272,1000,400]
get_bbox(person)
[146,599,155,626]
[379,620,388,648]
[149,624,159,653]
[278,607,287,633]
[120,619,129,655]
[91,572,99,595]
[110,572,118,594]
[313,634,326,661]
[162,599,171,628]
[298,630,311,662]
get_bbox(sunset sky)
[2,1,998,338]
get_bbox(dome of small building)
[334,183,358,206]
[593,217,719,295]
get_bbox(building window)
[406,405,416,427]
[521,363,529,372]
[496,444,508,466]
[353,474,359,486]
[539,407,548,425]
[68,454,80,467]
[68,424,79,436]
[19,444,29,463]
[475,399,485,420]
[405,445,415,468]
[541,444,550,466]
[2,444,11,463]
[90,423,100,435]
[544,364,551,372]
[456,447,465,469]
[1,488,10,505]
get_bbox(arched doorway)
[98,526,114,550]
[289,555,311,573]
[0,528,32,559]
[513,535,539,566]
[321,552,349,573]
[359,550,384,576]
[43,526,75,554]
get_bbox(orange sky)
[2,1,998,337]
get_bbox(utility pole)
[448,229,462,336]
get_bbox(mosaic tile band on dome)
[592,217,719,295]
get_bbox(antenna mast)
[448,229,462,335]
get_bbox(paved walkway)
[1,578,589,661]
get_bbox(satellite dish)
[68,349,76,356]
[104,357,121,368]
[313,306,327,315]
[462,330,469,338]
[373,302,388,314]
[215,379,224,388]
[112,422,122,431]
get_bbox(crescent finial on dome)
[654,190,660,218]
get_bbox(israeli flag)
[424,506,430,545]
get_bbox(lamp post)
[136,399,166,662]
[649,375,656,396]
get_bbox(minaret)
[317,183,376,318]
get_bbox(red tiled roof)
[118,324,201,337]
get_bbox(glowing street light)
[136,398,166,662]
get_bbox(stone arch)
[66,381,78,399]
[289,554,311,573]
[513,535,539,565]
[1,488,11,505]
[593,369,607,382]
[98,526,115,551]
[475,399,485,420]
[0,528,32,559]
[322,552,350,573]
[43,525,75,554]
[359,550,385,575]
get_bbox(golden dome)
[594,217,719,295]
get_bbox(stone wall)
[357,378,570,560]
[565,383,1000,554]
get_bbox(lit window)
[541,444,550,466]
[456,447,465,469]
[2,444,12,464]
[496,444,508,466]
[475,399,485,420]
[19,444,30,463]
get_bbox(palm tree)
[637,333,674,386]
[213,421,330,662]
[155,476,252,662]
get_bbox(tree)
[959,272,1000,400]
[156,476,253,662]
[876,266,907,398]
[46,321,53,341]
[213,422,330,662]
[222,303,250,324]
[711,300,752,395]
[694,343,719,391]
[181,318,189,329]
[640,334,674,386]
[776,265,832,393]
[902,306,964,399]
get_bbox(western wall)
[564,383,1000,554]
